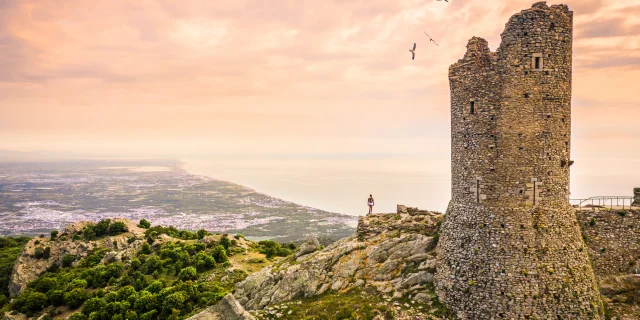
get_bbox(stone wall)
[576,209,640,279]
[435,2,603,319]
[633,188,640,206]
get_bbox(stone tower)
[435,2,603,319]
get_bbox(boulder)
[294,237,322,258]
[187,294,255,320]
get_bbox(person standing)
[368,194,374,215]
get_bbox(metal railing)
[570,196,636,211]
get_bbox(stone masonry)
[576,209,640,279]
[435,2,603,319]
[633,188,640,207]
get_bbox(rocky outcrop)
[293,238,323,259]
[633,188,640,207]
[234,210,443,311]
[187,294,255,320]
[8,218,147,297]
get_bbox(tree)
[178,267,197,281]
[197,229,207,240]
[137,219,151,229]
[24,291,48,312]
[64,288,87,309]
[82,298,107,315]
[50,230,59,241]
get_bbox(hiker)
[368,194,374,215]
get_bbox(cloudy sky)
[1,0,639,212]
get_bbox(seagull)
[437,0,449,2]
[409,43,416,60]
[424,32,439,46]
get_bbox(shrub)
[62,254,76,268]
[108,222,129,235]
[141,243,151,255]
[589,217,596,226]
[69,279,88,290]
[618,210,628,217]
[0,293,8,308]
[82,298,107,315]
[178,267,197,281]
[64,288,87,309]
[138,219,151,229]
[134,291,156,314]
[210,245,229,263]
[33,277,57,293]
[218,235,231,250]
[34,247,45,259]
[125,311,138,320]
[145,281,164,294]
[197,229,207,240]
[47,290,65,306]
[234,234,244,240]
[24,291,48,312]
[139,310,157,320]
[162,291,187,313]
[68,313,87,320]
[195,252,216,271]
[50,230,59,241]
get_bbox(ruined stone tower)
[435,2,603,318]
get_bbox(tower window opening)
[470,101,475,114]
[546,115,551,119]
[535,57,541,69]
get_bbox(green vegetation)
[254,286,452,320]
[0,236,31,309]
[256,240,296,259]
[77,219,129,241]
[617,210,628,217]
[138,219,151,229]
[4,225,288,319]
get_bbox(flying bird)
[437,0,449,2]
[424,32,439,46]
[409,43,416,60]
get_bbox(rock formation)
[633,188,640,207]
[435,2,603,319]
[233,210,443,312]
[186,293,255,320]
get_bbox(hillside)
[1,218,289,320]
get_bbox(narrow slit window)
[535,57,541,69]
[470,101,475,114]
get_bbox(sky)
[1,0,639,214]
